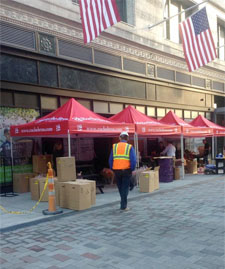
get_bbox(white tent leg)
[136,133,139,169]
[181,134,184,179]
[134,133,139,168]
[68,130,71,157]
[134,132,139,187]
[212,136,215,160]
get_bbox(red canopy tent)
[10,98,135,157]
[10,98,135,137]
[109,106,181,168]
[160,111,213,137]
[160,110,213,180]
[190,115,225,137]
[109,106,181,136]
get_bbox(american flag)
[179,7,217,72]
[79,0,121,44]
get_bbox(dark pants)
[114,169,132,210]
[203,155,209,165]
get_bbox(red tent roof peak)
[189,115,225,136]
[190,114,224,128]
[110,105,159,124]
[160,111,191,127]
[37,98,109,123]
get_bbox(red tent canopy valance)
[190,115,225,137]
[10,98,135,137]
[109,106,181,136]
[160,111,213,137]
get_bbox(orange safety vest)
[112,142,132,170]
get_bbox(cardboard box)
[30,176,59,204]
[67,181,91,210]
[13,173,36,193]
[58,182,68,208]
[32,155,52,174]
[77,179,96,205]
[39,177,59,204]
[139,171,155,193]
[174,167,180,180]
[56,157,76,182]
[38,177,49,202]
[185,160,198,174]
[29,177,39,201]
[59,181,91,210]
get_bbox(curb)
[0,175,223,233]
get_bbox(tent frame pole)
[134,133,139,169]
[212,136,215,160]
[181,134,185,179]
[68,130,71,157]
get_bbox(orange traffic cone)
[43,162,63,215]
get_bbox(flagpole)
[135,0,210,31]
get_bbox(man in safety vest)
[109,131,136,211]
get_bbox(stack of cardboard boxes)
[29,154,59,203]
[30,157,96,210]
[139,166,160,193]
[29,156,95,211]
[13,155,52,194]
[57,157,96,211]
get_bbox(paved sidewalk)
[0,174,224,269]
[0,174,224,232]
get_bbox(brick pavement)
[0,177,224,269]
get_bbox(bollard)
[42,162,63,215]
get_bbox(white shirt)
[161,143,176,157]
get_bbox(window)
[217,21,225,61]
[59,66,146,99]
[73,0,134,25]
[175,109,183,118]
[0,54,38,84]
[184,110,191,119]
[116,0,135,25]
[191,111,198,119]
[147,107,155,117]
[41,96,58,110]
[157,108,166,118]
[15,93,39,108]
[136,106,145,114]
[1,91,14,106]
[93,101,108,113]
[164,0,195,43]
[206,112,211,120]
[110,103,123,114]
[39,62,58,87]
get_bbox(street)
[0,177,224,269]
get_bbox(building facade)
[0,0,224,151]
